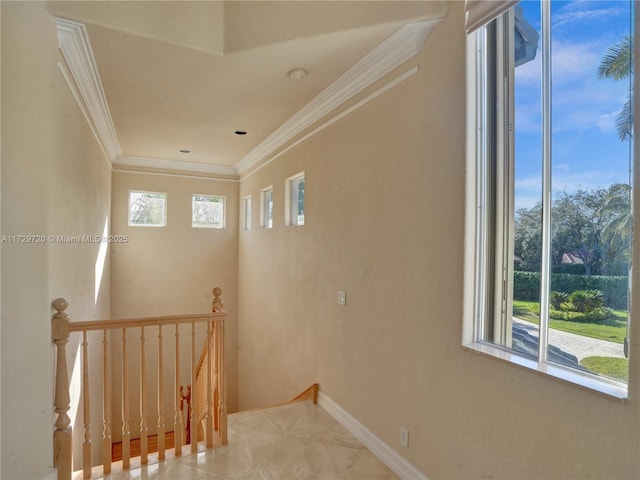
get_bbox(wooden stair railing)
[191,288,226,448]
[292,383,319,404]
[52,287,228,480]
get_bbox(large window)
[128,191,167,227]
[469,1,633,396]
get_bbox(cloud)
[507,0,632,212]
[514,166,630,211]
[596,111,617,133]
[515,195,543,212]
[516,39,602,87]
[515,55,541,85]
[515,175,542,191]
[552,168,628,194]
[552,2,628,30]
[551,40,600,83]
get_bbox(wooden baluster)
[190,322,197,452]
[212,323,219,434]
[121,328,131,469]
[82,331,92,479]
[174,323,183,456]
[205,320,214,448]
[212,288,224,442]
[218,317,227,444]
[102,329,112,474]
[139,326,149,464]
[157,325,166,460]
[52,298,72,480]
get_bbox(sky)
[514,0,633,211]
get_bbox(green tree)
[598,35,633,141]
[551,189,607,276]
[514,203,542,272]
[514,185,631,276]
[600,183,632,275]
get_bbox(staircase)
[111,383,318,462]
[52,288,228,479]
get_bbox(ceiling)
[49,1,447,177]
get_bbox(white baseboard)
[317,392,428,480]
[44,468,58,480]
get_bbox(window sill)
[464,341,628,399]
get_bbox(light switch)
[337,291,346,306]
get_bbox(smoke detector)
[288,68,307,80]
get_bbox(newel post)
[52,298,72,480]
[211,287,227,444]
[211,287,224,313]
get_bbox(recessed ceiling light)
[235,130,248,136]
[179,149,190,154]
[288,68,307,80]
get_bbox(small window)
[286,172,305,226]
[260,186,273,229]
[242,195,252,231]
[192,195,225,229]
[128,191,167,227]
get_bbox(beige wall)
[2,1,640,479]
[110,171,239,413]
[237,3,640,478]
[1,2,112,478]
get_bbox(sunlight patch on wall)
[95,216,109,304]
[68,343,82,429]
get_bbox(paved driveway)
[513,317,625,361]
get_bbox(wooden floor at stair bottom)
[112,431,175,462]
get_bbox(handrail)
[69,312,226,332]
[52,287,228,480]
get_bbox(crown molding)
[55,17,238,179]
[55,15,441,179]
[241,66,419,181]
[115,155,239,179]
[55,18,122,162]
[57,61,112,166]
[235,18,441,175]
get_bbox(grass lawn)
[513,300,628,344]
[580,356,628,383]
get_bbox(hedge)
[513,271,629,310]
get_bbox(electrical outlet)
[400,426,409,448]
[337,290,346,306]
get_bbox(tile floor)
[98,401,399,479]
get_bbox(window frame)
[128,190,167,227]
[260,186,273,229]
[285,172,305,226]
[191,194,226,229]
[242,195,252,231]
[464,4,630,399]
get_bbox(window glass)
[545,1,632,380]
[128,191,167,227]
[243,195,252,230]
[287,173,305,226]
[192,195,225,228]
[475,1,633,388]
[261,187,273,229]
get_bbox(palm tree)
[598,35,633,141]
[600,183,632,275]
